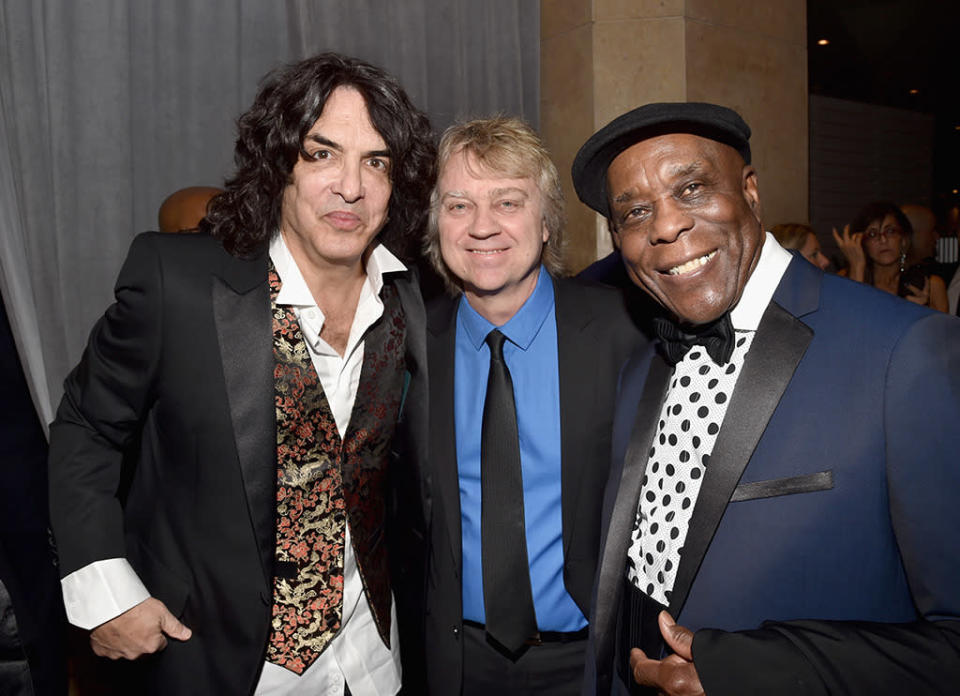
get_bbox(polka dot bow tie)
[653,313,736,366]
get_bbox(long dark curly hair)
[200,52,437,260]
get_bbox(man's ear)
[742,165,762,223]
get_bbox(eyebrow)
[440,187,530,200]
[489,187,529,199]
[669,160,706,179]
[612,160,707,205]
[304,133,390,159]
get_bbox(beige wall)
[541,0,808,273]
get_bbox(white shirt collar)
[267,232,406,308]
[729,231,793,331]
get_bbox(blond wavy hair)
[424,116,566,293]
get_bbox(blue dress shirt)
[455,266,587,631]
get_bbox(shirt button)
[452,625,460,638]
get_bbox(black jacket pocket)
[731,470,833,502]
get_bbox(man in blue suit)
[571,102,960,695]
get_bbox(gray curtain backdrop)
[0,0,539,431]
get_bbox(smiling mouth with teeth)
[469,249,505,255]
[667,250,717,276]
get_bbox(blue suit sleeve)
[693,311,960,696]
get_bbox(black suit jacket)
[48,231,427,695]
[0,295,66,696]
[418,275,644,695]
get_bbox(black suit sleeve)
[694,619,960,696]
[48,233,163,576]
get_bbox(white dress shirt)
[947,264,960,315]
[61,231,405,696]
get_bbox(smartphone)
[898,265,927,298]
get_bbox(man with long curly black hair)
[48,52,436,695]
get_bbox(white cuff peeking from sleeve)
[61,558,151,630]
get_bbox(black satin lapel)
[667,302,813,618]
[213,274,275,590]
[427,298,462,571]
[394,273,431,525]
[595,355,671,669]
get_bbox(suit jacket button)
[452,625,460,639]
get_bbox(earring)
[899,249,907,273]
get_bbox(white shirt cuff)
[61,558,151,630]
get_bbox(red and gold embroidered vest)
[266,266,406,674]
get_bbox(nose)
[649,197,693,245]
[469,205,500,239]
[332,159,363,203]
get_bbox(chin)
[666,296,732,326]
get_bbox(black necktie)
[480,329,538,654]
[652,313,735,366]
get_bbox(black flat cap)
[572,102,751,217]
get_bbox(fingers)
[630,647,657,687]
[631,646,705,696]
[658,612,694,661]
[832,225,864,262]
[91,630,167,660]
[833,225,851,244]
[159,605,192,641]
[905,278,930,305]
[88,597,190,661]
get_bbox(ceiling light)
[909,89,919,95]
[817,39,829,46]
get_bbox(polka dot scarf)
[626,331,755,605]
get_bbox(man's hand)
[630,611,704,696]
[90,597,192,660]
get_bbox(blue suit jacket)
[588,256,960,695]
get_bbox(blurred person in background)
[771,223,829,270]
[157,186,223,234]
[833,200,948,312]
[0,294,66,696]
[900,203,959,287]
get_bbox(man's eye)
[623,207,648,223]
[498,200,520,209]
[681,182,701,196]
[367,157,389,171]
[309,150,331,161]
